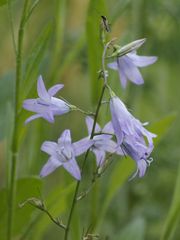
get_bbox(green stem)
[64,39,113,239]
[64,84,106,240]
[7,1,29,240]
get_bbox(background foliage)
[0,0,180,239]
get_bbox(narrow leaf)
[20,23,52,104]
[86,0,108,104]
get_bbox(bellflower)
[108,40,157,88]
[85,117,123,166]
[40,129,93,180]
[23,76,70,124]
[110,96,156,178]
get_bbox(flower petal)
[73,137,93,156]
[107,62,118,70]
[102,121,114,135]
[118,57,144,85]
[97,139,120,154]
[137,159,147,177]
[51,97,70,113]
[63,158,81,180]
[127,53,158,67]
[117,61,128,88]
[48,84,64,96]
[23,99,37,111]
[40,157,62,177]
[37,75,50,100]
[110,98,124,144]
[42,111,55,123]
[23,98,52,113]
[23,98,37,106]
[85,116,101,135]
[93,149,105,166]
[41,141,57,155]
[25,114,41,124]
[58,129,71,144]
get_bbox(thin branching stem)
[42,208,67,230]
[64,39,114,240]
[64,84,106,240]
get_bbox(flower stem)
[64,84,106,240]
[7,1,29,240]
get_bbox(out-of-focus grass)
[0,0,180,239]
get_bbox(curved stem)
[102,39,116,85]
[64,84,106,240]
[7,1,29,240]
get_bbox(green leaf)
[161,162,180,240]
[57,35,85,81]
[49,0,67,82]
[98,157,135,228]
[0,177,42,239]
[0,0,6,6]
[148,113,177,145]
[86,0,108,104]
[0,0,16,7]
[114,217,146,240]
[0,73,14,140]
[20,23,52,104]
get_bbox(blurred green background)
[0,0,180,239]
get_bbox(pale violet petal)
[58,129,71,144]
[93,149,105,166]
[40,157,62,177]
[42,111,55,123]
[41,141,57,155]
[116,146,124,156]
[72,137,93,156]
[107,62,118,70]
[102,121,114,135]
[51,97,70,112]
[37,75,50,100]
[23,98,37,106]
[23,99,38,111]
[85,116,101,135]
[23,101,47,113]
[25,114,41,124]
[48,84,64,96]
[63,158,81,180]
[118,57,144,85]
[127,53,158,67]
[98,139,120,153]
[110,98,124,144]
[137,159,147,177]
[117,59,128,88]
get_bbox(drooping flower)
[40,129,93,180]
[110,96,156,178]
[108,40,157,88]
[23,75,70,124]
[85,116,123,166]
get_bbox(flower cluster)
[23,38,157,181]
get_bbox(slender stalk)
[64,40,112,239]
[7,1,29,240]
[64,85,106,240]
